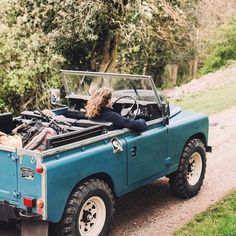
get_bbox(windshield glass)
[61,71,160,104]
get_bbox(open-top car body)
[0,71,211,236]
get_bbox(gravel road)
[1,105,236,236]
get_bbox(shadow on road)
[0,222,20,236]
[111,178,184,235]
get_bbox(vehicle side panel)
[42,110,208,223]
[167,110,209,167]
[124,123,168,185]
[44,138,127,223]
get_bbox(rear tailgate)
[0,147,18,202]
[0,146,44,218]
[16,149,43,213]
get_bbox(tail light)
[37,199,44,215]
[37,199,44,208]
[36,165,44,174]
[23,197,36,208]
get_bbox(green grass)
[174,190,236,236]
[170,82,236,115]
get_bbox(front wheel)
[169,139,206,199]
[60,179,115,236]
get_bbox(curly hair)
[85,88,112,118]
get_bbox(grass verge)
[174,190,236,236]
[170,82,236,115]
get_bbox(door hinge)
[13,190,21,199]
[11,154,19,162]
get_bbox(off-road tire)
[59,178,115,236]
[169,139,206,199]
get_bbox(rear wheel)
[169,139,206,199]
[60,179,115,236]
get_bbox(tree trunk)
[188,60,194,81]
[88,0,127,94]
[188,57,198,81]
[171,64,178,86]
[89,34,118,94]
[166,64,178,86]
[193,57,198,79]
[19,95,25,112]
[141,64,148,89]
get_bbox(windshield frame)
[60,70,162,106]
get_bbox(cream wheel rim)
[187,152,202,185]
[78,196,106,236]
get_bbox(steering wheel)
[112,95,139,120]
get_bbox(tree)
[0,0,199,112]
[0,0,64,112]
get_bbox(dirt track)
[1,105,236,236]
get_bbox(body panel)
[44,137,127,222]
[0,148,18,202]
[125,122,168,185]
[0,106,210,223]
[17,153,42,212]
[167,107,209,167]
[0,147,42,214]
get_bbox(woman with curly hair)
[86,88,147,132]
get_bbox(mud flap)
[21,220,48,236]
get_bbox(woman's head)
[85,88,112,118]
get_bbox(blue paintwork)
[0,104,209,223]
[42,106,209,223]
[0,150,42,214]
[17,154,42,212]
[0,150,18,202]
[125,123,168,185]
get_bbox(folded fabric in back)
[24,128,57,151]
[0,131,23,148]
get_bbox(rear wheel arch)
[79,173,115,196]
[54,173,115,223]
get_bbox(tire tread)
[58,178,115,236]
[169,138,206,199]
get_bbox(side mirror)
[161,101,170,117]
[161,101,170,125]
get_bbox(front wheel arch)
[186,133,207,149]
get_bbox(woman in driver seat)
[86,88,147,132]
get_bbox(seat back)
[0,113,14,134]
[46,125,105,149]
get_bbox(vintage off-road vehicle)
[0,71,211,236]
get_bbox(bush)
[200,19,236,75]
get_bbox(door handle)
[111,137,123,153]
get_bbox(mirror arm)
[162,116,169,126]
